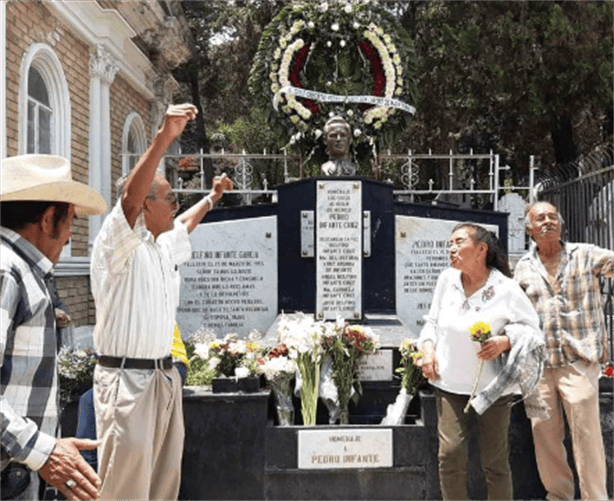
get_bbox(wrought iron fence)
[537,151,614,366]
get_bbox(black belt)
[98,355,173,370]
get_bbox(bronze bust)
[320,116,357,176]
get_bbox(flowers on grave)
[396,339,426,394]
[259,343,297,426]
[464,321,492,413]
[602,363,613,378]
[249,1,418,172]
[321,320,380,424]
[276,313,326,426]
[58,347,98,409]
[185,330,264,386]
[381,339,426,425]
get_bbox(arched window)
[19,43,71,157]
[122,112,147,176]
[27,66,53,154]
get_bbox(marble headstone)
[177,216,278,339]
[395,216,499,335]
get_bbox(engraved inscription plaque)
[316,181,362,320]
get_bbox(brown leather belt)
[98,355,173,370]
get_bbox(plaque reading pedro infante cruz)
[177,216,278,338]
[395,216,498,334]
[316,181,362,321]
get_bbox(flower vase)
[212,376,239,393]
[380,387,414,425]
[238,376,260,393]
[339,407,350,425]
[270,377,294,426]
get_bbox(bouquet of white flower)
[277,313,325,426]
[259,344,297,426]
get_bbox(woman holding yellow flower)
[416,223,544,500]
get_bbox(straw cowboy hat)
[1,155,106,216]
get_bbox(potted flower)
[57,346,98,411]
[185,330,264,393]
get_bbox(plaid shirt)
[1,227,58,472]
[514,241,614,368]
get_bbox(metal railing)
[538,159,614,366]
[377,149,535,210]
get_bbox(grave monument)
[176,3,560,500]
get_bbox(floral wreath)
[249,1,418,168]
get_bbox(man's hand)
[38,438,101,501]
[179,173,233,233]
[122,103,198,228]
[159,104,198,143]
[477,335,511,361]
[415,341,439,380]
[54,309,72,328]
[210,173,233,203]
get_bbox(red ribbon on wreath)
[287,39,386,116]
[290,43,320,114]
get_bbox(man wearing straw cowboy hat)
[1,155,106,500]
[90,103,232,501]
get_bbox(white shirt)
[418,267,541,395]
[91,200,192,358]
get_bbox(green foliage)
[176,1,612,185]
[184,342,217,387]
[408,0,613,175]
[248,1,418,163]
[57,347,97,408]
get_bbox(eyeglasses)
[163,193,179,206]
[147,192,179,206]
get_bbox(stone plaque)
[298,428,393,469]
[357,349,393,381]
[395,216,498,335]
[177,216,278,338]
[316,181,362,320]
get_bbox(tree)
[402,1,613,178]
[173,1,613,188]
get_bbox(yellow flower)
[469,321,491,343]
[411,351,423,362]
